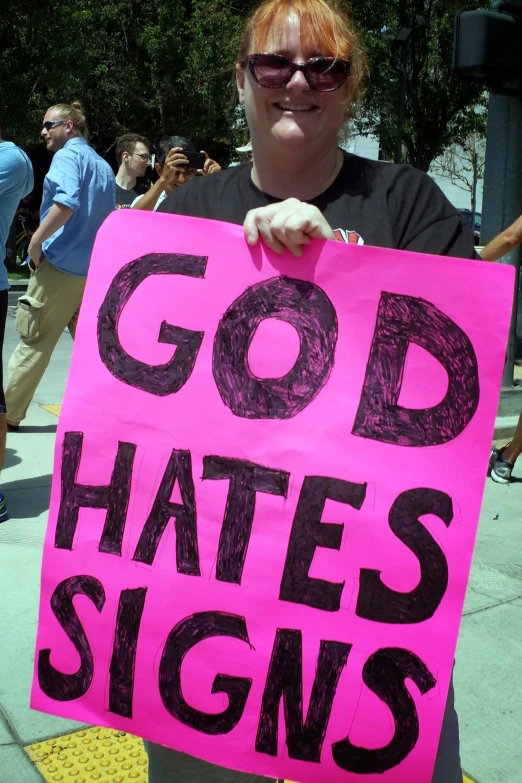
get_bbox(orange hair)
[237,0,368,110]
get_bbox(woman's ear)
[236,64,245,105]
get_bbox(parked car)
[458,209,481,245]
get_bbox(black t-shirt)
[115,183,139,209]
[158,154,475,259]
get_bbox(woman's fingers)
[255,214,286,254]
[243,209,261,246]
[243,201,334,256]
[269,210,308,256]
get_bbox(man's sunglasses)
[41,120,66,132]
[131,152,151,162]
[247,53,351,92]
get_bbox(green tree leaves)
[0,0,487,169]
[350,0,488,170]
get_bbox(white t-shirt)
[131,189,167,211]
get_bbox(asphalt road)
[7,289,21,312]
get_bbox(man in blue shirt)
[0,86,34,521]
[5,101,115,430]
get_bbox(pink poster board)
[31,210,513,783]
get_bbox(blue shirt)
[42,137,115,277]
[0,141,34,290]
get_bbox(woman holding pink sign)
[156,0,474,781]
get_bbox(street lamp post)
[392,17,428,165]
[392,27,411,165]
[469,139,479,236]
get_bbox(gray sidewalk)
[0,312,520,782]
[0,319,81,781]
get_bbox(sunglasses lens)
[253,54,293,87]
[43,121,62,131]
[306,58,348,91]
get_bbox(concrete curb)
[8,280,29,292]
[498,386,522,417]
[494,415,520,442]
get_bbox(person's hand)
[199,151,221,176]
[243,198,336,257]
[160,147,189,188]
[28,237,43,268]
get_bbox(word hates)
[57,432,453,623]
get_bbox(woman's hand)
[243,199,335,257]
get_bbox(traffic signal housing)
[452,7,522,96]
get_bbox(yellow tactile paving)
[25,725,479,783]
[40,403,62,417]
[25,726,148,782]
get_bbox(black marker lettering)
[280,477,367,612]
[332,647,436,773]
[38,575,105,701]
[159,612,252,734]
[213,276,338,419]
[256,629,351,761]
[353,292,479,446]
[203,456,289,584]
[109,587,147,718]
[98,253,206,396]
[356,488,452,623]
[133,449,200,574]
[55,432,136,555]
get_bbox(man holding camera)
[132,136,221,212]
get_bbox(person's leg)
[5,261,85,426]
[66,296,85,340]
[0,290,9,522]
[145,742,271,783]
[431,676,462,783]
[490,412,522,483]
[503,412,522,463]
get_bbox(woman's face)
[237,12,350,154]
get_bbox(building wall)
[340,134,380,161]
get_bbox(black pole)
[471,145,478,235]
[481,90,522,388]
[395,45,408,164]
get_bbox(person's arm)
[29,147,80,265]
[131,177,168,212]
[480,214,522,261]
[0,147,34,199]
[28,203,73,266]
